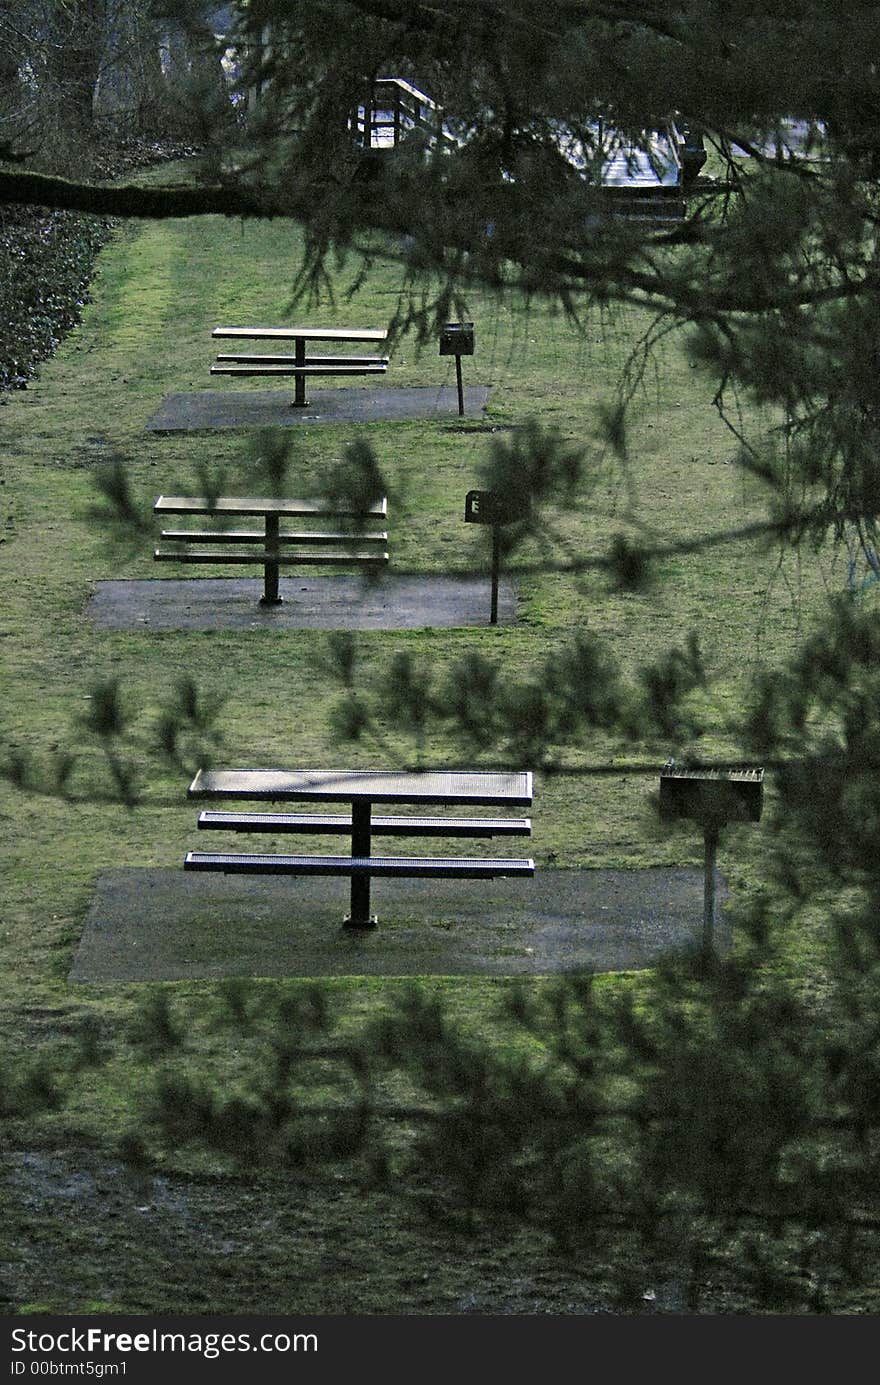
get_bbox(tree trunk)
[42,0,109,136]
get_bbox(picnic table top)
[211,326,389,343]
[154,495,387,518]
[188,768,534,806]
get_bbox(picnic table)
[153,494,389,605]
[210,326,390,406]
[185,768,535,927]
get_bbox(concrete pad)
[86,574,517,631]
[145,386,491,433]
[69,867,729,982]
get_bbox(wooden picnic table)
[186,768,534,927]
[211,325,390,406]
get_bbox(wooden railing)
[351,77,456,152]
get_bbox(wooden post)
[345,799,376,928]
[455,355,465,416]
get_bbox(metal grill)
[659,766,764,825]
[439,322,475,355]
[657,765,765,956]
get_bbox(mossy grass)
[1,192,843,1010]
[0,173,853,1310]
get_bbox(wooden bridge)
[351,77,689,222]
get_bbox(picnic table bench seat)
[154,548,387,565]
[158,529,388,545]
[209,363,388,377]
[185,852,534,880]
[196,810,532,836]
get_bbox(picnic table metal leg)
[345,799,377,928]
[703,825,719,956]
[260,514,282,606]
[292,336,307,407]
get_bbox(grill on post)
[658,766,764,954]
[659,766,764,826]
[439,322,475,415]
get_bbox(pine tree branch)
[339,0,693,46]
[2,163,870,318]
[0,168,276,219]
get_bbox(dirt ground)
[1,1149,650,1315]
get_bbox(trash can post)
[465,489,515,624]
[490,524,501,624]
[439,322,475,417]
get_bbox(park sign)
[464,489,526,527]
[464,489,528,624]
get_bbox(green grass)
[0,188,851,1312]
[0,198,842,1019]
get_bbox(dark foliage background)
[0,203,112,390]
[0,139,198,391]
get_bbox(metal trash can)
[439,322,475,355]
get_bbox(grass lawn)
[0,185,850,1313]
